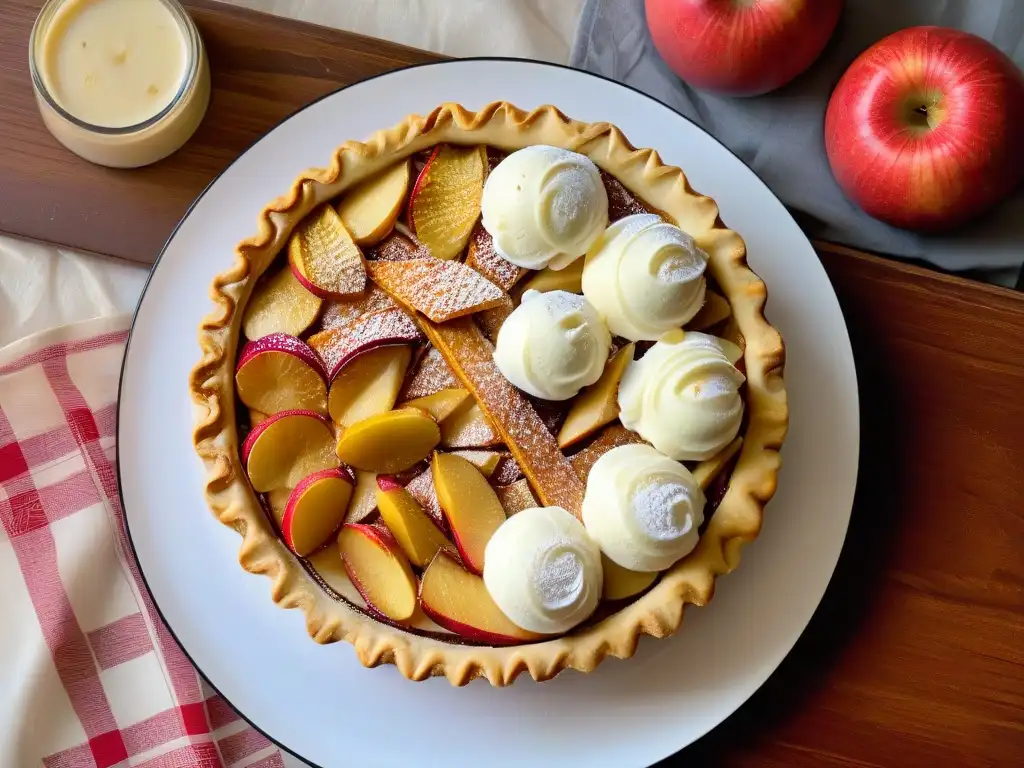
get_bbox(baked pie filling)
[192,103,787,684]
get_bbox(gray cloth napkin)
[571,0,1024,287]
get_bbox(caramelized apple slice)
[601,554,657,601]
[400,346,459,400]
[375,476,451,567]
[235,333,327,415]
[518,258,585,296]
[338,523,418,622]
[688,289,732,331]
[448,449,502,478]
[367,259,507,323]
[281,467,354,556]
[319,286,397,332]
[307,308,422,381]
[464,223,523,291]
[399,388,469,424]
[288,204,366,298]
[432,452,506,575]
[248,409,268,427]
[557,343,635,448]
[416,317,586,517]
[328,345,412,427]
[242,267,322,340]
[408,144,486,260]
[692,436,743,489]
[335,160,410,246]
[494,478,538,517]
[345,469,379,523]
[439,400,502,448]
[242,409,338,492]
[419,552,543,645]
[335,409,440,473]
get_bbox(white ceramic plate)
[119,59,858,768]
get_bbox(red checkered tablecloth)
[0,316,284,768]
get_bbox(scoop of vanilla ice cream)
[481,145,609,271]
[582,214,708,341]
[618,331,745,461]
[493,289,610,401]
[581,444,706,572]
[483,506,603,634]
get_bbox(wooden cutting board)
[1,1,1021,765]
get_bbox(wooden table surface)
[2,2,1021,765]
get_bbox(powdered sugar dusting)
[632,480,691,541]
[495,478,536,516]
[534,544,584,610]
[475,302,513,344]
[441,403,501,448]
[366,230,431,262]
[491,453,523,485]
[307,308,421,377]
[368,259,508,323]
[319,286,398,331]
[420,317,585,517]
[291,205,366,296]
[465,223,523,291]
[405,470,445,530]
[569,425,646,480]
[401,346,459,400]
[601,170,650,222]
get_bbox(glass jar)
[28,0,211,168]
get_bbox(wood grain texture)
[0,0,439,263]
[673,243,1024,767]
[1,1,1021,764]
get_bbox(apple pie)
[190,101,788,686]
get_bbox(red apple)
[826,26,1024,231]
[645,0,843,96]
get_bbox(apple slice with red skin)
[335,160,411,246]
[328,345,412,427]
[419,551,544,645]
[403,469,445,532]
[281,467,355,556]
[307,308,422,382]
[408,145,486,260]
[235,333,328,415]
[288,204,367,298]
[338,523,418,622]
[431,452,507,575]
[242,267,322,340]
[375,475,452,567]
[242,409,338,492]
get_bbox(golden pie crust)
[189,101,788,686]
